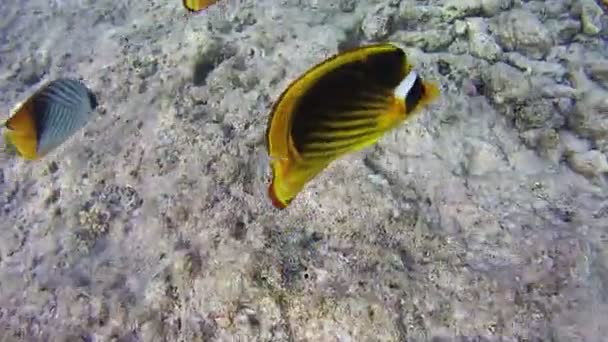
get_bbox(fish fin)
[4,103,38,160]
[267,158,329,209]
[420,81,441,107]
[182,0,195,11]
[183,0,219,12]
[268,179,288,209]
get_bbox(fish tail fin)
[268,179,287,209]
[267,158,329,209]
[4,105,39,160]
[267,156,292,209]
[420,81,441,107]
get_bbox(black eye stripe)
[405,75,424,110]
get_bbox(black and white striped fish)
[2,78,98,160]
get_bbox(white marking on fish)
[394,70,418,101]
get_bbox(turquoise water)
[0,0,607,340]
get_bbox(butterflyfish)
[265,43,440,209]
[182,0,221,12]
[2,78,98,161]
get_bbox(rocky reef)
[0,0,607,340]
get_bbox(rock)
[466,17,502,61]
[579,0,603,36]
[453,20,468,36]
[480,0,513,16]
[542,0,575,18]
[399,4,443,26]
[510,150,548,175]
[463,139,508,176]
[586,60,608,87]
[191,37,231,86]
[338,0,356,12]
[569,63,599,92]
[447,39,470,54]
[16,54,50,86]
[532,79,577,99]
[361,5,395,40]
[140,321,164,342]
[392,27,455,52]
[560,130,592,155]
[554,98,576,116]
[568,88,608,144]
[483,62,531,104]
[503,52,567,80]
[567,150,608,177]
[545,19,581,44]
[513,99,565,131]
[442,0,482,22]
[492,9,554,59]
[536,128,562,163]
[546,44,588,69]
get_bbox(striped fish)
[3,78,98,160]
[265,43,441,209]
[182,0,221,12]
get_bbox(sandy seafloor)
[0,0,607,341]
